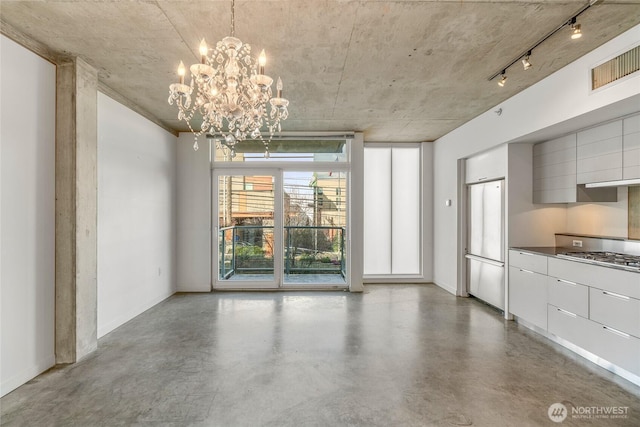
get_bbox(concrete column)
[349,132,364,292]
[55,57,98,363]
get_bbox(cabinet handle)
[557,279,577,286]
[478,177,487,181]
[557,308,577,318]
[518,252,533,256]
[602,291,630,301]
[602,325,630,339]
[519,269,534,274]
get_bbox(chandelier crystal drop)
[168,0,289,155]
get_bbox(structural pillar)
[55,57,98,363]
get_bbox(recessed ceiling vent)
[592,45,640,90]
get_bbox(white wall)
[1,35,56,397]
[433,25,640,294]
[507,143,567,248]
[176,133,211,292]
[97,93,177,337]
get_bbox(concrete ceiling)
[1,1,639,141]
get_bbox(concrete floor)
[2,284,639,426]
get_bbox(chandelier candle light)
[168,0,289,156]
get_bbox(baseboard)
[433,280,457,295]
[97,289,175,338]
[1,354,54,397]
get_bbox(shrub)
[236,245,264,257]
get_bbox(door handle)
[602,291,630,301]
[602,325,630,338]
[557,307,577,318]
[465,254,504,267]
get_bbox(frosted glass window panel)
[363,148,392,275]
[391,147,421,274]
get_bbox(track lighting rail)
[487,0,601,82]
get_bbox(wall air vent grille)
[592,45,640,90]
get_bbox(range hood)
[585,178,640,188]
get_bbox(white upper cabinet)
[576,120,623,184]
[532,134,616,203]
[623,113,640,179]
[533,134,577,203]
[465,145,506,184]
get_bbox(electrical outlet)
[572,240,583,248]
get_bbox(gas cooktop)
[557,251,640,271]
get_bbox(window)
[212,136,352,289]
[363,145,422,276]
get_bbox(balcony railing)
[219,225,345,279]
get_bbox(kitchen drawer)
[509,250,547,274]
[469,258,505,310]
[590,287,640,338]
[548,257,640,299]
[509,267,547,330]
[547,276,589,318]
[588,320,640,376]
[548,304,591,350]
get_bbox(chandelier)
[168,0,289,157]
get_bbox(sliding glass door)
[211,137,351,289]
[283,171,347,285]
[216,173,279,288]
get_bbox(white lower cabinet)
[511,250,640,382]
[588,320,640,376]
[547,276,590,318]
[509,266,547,329]
[547,304,592,350]
[589,287,640,338]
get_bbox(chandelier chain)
[230,0,235,37]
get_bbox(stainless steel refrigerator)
[465,179,505,310]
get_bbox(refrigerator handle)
[464,254,505,267]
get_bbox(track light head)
[522,52,532,70]
[570,17,582,39]
[498,72,507,87]
[571,24,582,39]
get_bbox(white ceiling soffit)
[1,0,639,142]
